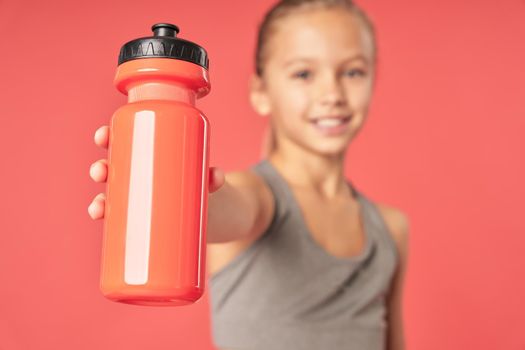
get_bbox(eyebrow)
[282,54,369,68]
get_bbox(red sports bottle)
[99,23,211,306]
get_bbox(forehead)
[268,7,374,64]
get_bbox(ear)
[249,73,272,117]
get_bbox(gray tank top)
[209,159,399,350]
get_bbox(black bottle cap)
[117,23,209,70]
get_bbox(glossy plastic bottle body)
[99,58,210,306]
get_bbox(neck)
[268,137,350,199]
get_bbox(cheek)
[271,84,310,117]
[346,82,373,112]
[269,90,311,140]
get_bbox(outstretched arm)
[377,205,410,350]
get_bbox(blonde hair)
[254,0,377,157]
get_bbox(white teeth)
[315,118,344,127]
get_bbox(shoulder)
[224,168,276,238]
[224,168,266,188]
[224,168,274,207]
[207,168,275,276]
[375,203,410,253]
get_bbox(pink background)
[1,0,524,349]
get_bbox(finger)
[89,159,108,183]
[208,166,225,193]
[94,192,106,201]
[94,125,109,149]
[88,194,106,220]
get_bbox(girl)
[88,0,410,349]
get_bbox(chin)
[309,140,350,158]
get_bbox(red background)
[1,0,524,349]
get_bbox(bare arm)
[386,226,409,350]
[88,125,274,244]
[206,170,274,243]
[377,204,410,350]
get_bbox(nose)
[318,73,346,107]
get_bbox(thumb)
[208,166,225,193]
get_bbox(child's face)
[253,7,375,156]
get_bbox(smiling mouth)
[310,115,352,127]
[308,115,352,136]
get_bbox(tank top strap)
[349,186,400,264]
[250,159,377,265]
[250,159,293,237]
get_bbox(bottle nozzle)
[118,22,208,69]
[152,23,179,37]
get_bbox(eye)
[292,70,312,80]
[345,68,366,78]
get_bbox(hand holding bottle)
[88,125,225,220]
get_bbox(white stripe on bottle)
[125,110,155,285]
